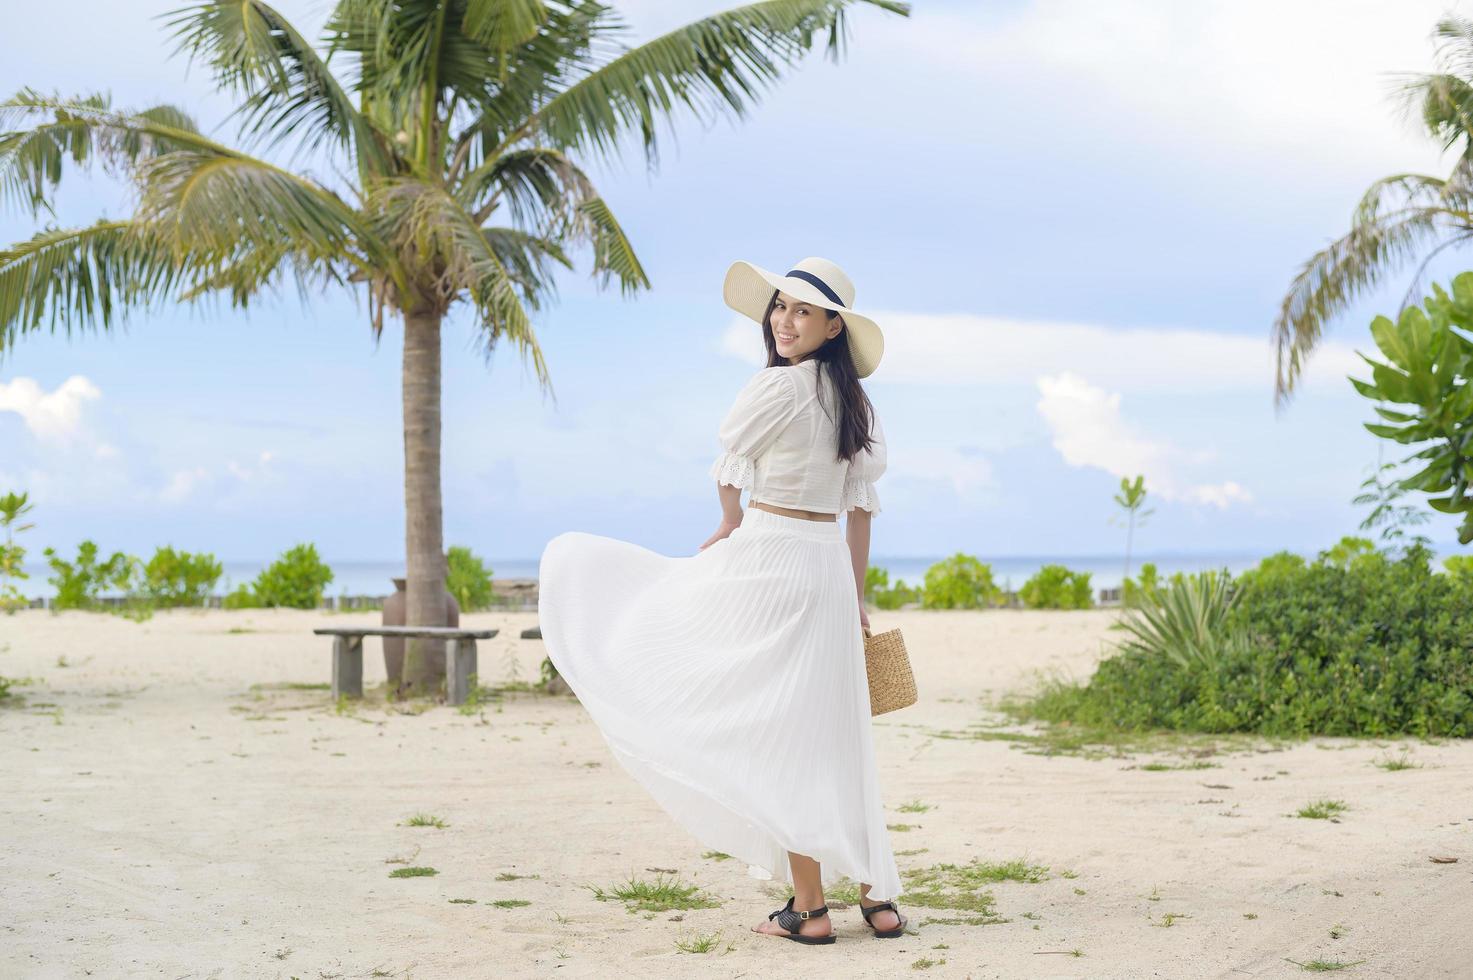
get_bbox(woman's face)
[769,290,843,363]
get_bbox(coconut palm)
[0,0,909,693]
[1274,15,1473,406]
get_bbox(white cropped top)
[709,357,886,515]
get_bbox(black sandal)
[764,895,836,945]
[859,898,908,938]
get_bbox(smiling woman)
[538,254,909,943]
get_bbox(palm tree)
[0,0,909,693]
[1274,15,1473,406]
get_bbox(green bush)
[142,546,222,607]
[222,583,260,610]
[1443,554,1473,581]
[44,541,138,609]
[1,490,35,614]
[1120,562,1160,607]
[1019,564,1094,609]
[866,565,921,610]
[231,544,334,609]
[921,553,999,610]
[1014,544,1473,737]
[447,545,494,611]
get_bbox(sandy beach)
[2,606,1470,979]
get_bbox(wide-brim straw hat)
[723,256,884,378]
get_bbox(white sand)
[2,607,1469,978]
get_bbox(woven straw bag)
[862,625,916,716]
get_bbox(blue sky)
[3,0,1472,567]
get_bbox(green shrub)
[0,491,35,613]
[1235,550,1306,592]
[42,540,151,620]
[875,578,921,610]
[1444,554,1473,581]
[1019,564,1093,609]
[1013,544,1473,737]
[142,546,222,607]
[233,544,334,609]
[866,565,921,610]
[1121,562,1160,607]
[922,553,999,610]
[447,545,494,611]
[864,565,890,604]
[44,541,138,609]
[222,583,261,610]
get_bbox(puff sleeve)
[709,367,800,489]
[841,411,887,514]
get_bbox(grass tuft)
[1295,799,1349,820]
[586,872,721,913]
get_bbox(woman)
[538,256,906,945]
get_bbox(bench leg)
[448,638,478,706]
[332,635,363,700]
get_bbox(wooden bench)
[312,626,499,706]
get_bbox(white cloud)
[1036,371,1252,508]
[0,375,101,441]
[719,310,1363,394]
[161,466,211,504]
[161,451,275,503]
[879,0,1454,178]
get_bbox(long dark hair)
[759,290,876,464]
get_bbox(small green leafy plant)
[1020,564,1094,609]
[922,553,999,609]
[447,544,494,611]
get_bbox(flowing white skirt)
[537,506,902,900]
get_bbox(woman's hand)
[699,518,742,551]
[859,604,871,632]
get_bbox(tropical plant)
[1353,458,1434,546]
[142,545,223,607]
[1445,553,1473,579]
[921,553,999,610]
[0,490,35,612]
[0,0,910,693]
[1109,474,1152,586]
[44,541,140,610]
[232,543,334,608]
[447,544,493,611]
[1019,563,1093,610]
[1233,550,1306,592]
[864,564,889,605]
[1111,569,1247,676]
[1347,275,1473,542]
[1120,560,1159,608]
[1013,543,1473,737]
[1273,16,1473,404]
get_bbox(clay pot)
[382,577,460,692]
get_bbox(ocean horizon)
[15,548,1335,600]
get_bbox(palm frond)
[533,0,910,164]
[165,0,389,170]
[575,196,647,294]
[0,221,186,352]
[463,0,549,57]
[132,150,379,276]
[456,145,646,293]
[1273,206,1468,405]
[378,178,552,383]
[0,91,202,213]
[459,145,593,227]
[481,224,571,308]
[449,0,620,169]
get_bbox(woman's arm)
[699,484,745,551]
[846,507,872,626]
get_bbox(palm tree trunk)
[401,306,448,694]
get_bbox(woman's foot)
[858,897,900,932]
[753,897,834,940]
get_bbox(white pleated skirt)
[537,505,902,900]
